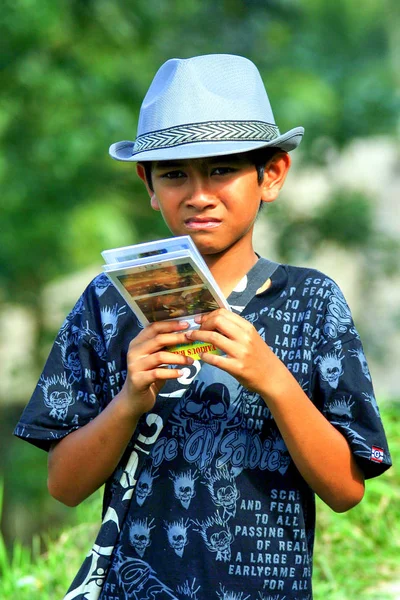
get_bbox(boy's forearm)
[259,363,365,513]
[47,390,141,507]
[48,322,194,507]
[186,310,365,511]
[187,310,365,511]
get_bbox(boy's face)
[136,152,290,258]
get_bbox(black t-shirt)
[14,260,391,600]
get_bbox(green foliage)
[1,7,399,599]
[1,0,399,306]
[0,403,398,599]
[1,0,399,576]
[0,483,103,598]
[274,190,376,262]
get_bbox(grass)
[0,486,102,599]
[0,403,399,599]
[313,401,400,599]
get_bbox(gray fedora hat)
[109,54,304,162]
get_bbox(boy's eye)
[160,170,186,179]
[211,166,236,176]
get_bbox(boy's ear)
[150,194,161,211]
[136,164,160,211]
[260,152,291,204]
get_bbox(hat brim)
[109,127,304,162]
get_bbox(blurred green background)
[1,0,399,597]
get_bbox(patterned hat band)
[133,120,280,155]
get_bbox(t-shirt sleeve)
[313,283,392,479]
[14,278,110,451]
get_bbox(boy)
[15,54,391,600]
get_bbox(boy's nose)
[185,179,217,208]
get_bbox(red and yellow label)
[168,341,221,361]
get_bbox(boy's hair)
[139,147,282,193]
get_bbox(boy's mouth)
[184,217,221,230]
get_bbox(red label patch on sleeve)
[371,446,384,463]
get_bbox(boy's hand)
[185,309,282,397]
[120,320,194,419]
